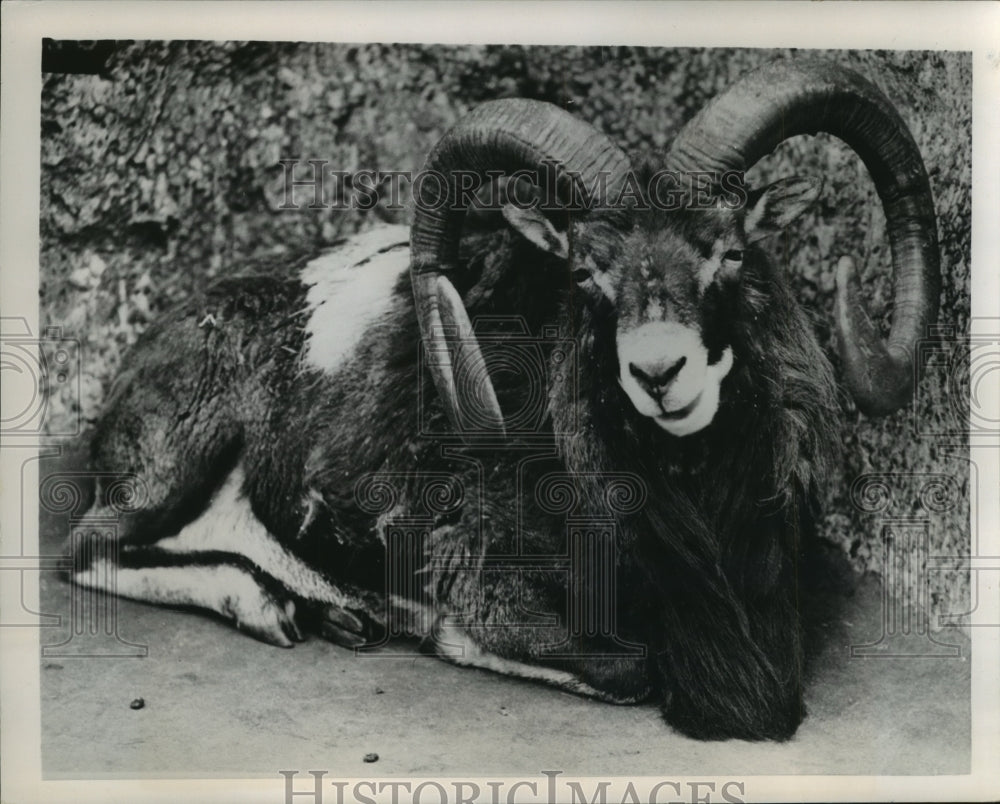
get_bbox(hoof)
[318,604,375,648]
[229,594,303,648]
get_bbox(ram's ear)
[502,204,570,259]
[744,177,822,244]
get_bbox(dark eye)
[571,268,591,283]
[723,249,744,262]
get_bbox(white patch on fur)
[744,192,768,237]
[388,594,436,637]
[156,465,350,607]
[698,240,725,292]
[591,271,617,303]
[298,486,331,540]
[618,322,707,412]
[654,346,733,437]
[617,321,734,437]
[299,225,410,374]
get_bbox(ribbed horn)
[665,58,939,416]
[410,99,631,437]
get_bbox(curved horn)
[664,59,940,416]
[410,99,631,437]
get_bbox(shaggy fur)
[545,196,841,739]
[83,198,840,741]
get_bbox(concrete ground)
[36,456,970,780]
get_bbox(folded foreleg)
[70,541,303,646]
[71,463,385,647]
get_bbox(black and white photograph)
[1,3,998,802]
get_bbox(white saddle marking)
[299,225,410,374]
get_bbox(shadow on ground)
[36,449,969,779]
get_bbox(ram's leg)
[70,539,303,646]
[149,463,385,647]
[69,518,379,649]
[431,618,651,704]
[426,557,651,705]
[69,295,384,645]
[84,324,250,549]
[67,354,293,637]
[73,456,383,648]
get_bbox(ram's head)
[410,59,940,439]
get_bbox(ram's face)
[565,177,820,437]
[502,175,820,437]
[608,208,741,437]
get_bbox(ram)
[70,58,938,741]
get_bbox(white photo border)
[2,2,998,802]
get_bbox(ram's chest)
[298,224,411,375]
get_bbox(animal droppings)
[130,698,145,710]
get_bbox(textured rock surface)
[39,42,971,625]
